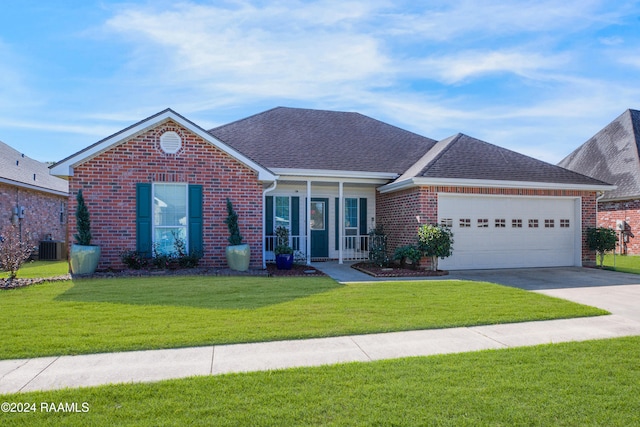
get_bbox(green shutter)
[335,198,340,250]
[136,183,152,258]
[291,197,300,236]
[359,198,368,235]
[188,185,203,256]
[266,196,274,235]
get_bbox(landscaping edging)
[352,262,449,278]
[1,275,72,290]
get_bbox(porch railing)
[264,234,370,262]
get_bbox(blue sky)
[2,0,640,164]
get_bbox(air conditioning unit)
[39,240,66,261]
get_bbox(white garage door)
[438,194,580,270]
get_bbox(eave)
[378,177,616,194]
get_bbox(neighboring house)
[559,109,640,254]
[50,107,611,271]
[1,140,68,257]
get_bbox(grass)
[0,275,607,360]
[602,253,640,274]
[1,260,68,279]
[1,336,638,426]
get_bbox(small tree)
[224,198,243,246]
[587,227,617,267]
[417,224,454,271]
[74,189,92,245]
[0,223,34,280]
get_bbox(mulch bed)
[266,263,327,277]
[352,262,448,278]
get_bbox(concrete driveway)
[450,267,640,322]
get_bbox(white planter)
[226,244,251,272]
[70,244,101,275]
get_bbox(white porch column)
[306,180,311,266]
[338,181,344,264]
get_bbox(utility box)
[39,240,66,261]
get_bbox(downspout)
[262,179,278,269]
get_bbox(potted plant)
[224,198,250,271]
[274,225,294,270]
[69,189,101,275]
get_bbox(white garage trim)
[437,194,582,270]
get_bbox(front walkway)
[1,265,639,394]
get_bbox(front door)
[310,198,329,258]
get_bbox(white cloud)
[104,1,393,102]
[414,50,569,84]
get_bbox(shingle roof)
[406,133,608,185]
[0,140,68,195]
[209,107,437,174]
[558,109,640,201]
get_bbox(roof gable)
[0,140,68,195]
[558,109,640,201]
[50,109,276,181]
[381,133,611,193]
[209,107,436,175]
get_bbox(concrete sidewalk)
[1,265,640,395]
[1,313,639,394]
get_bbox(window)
[495,219,506,228]
[153,183,188,255]
[344,198,359,236]
[528,219,539,228]
[60,201,66,224]
[560,219,570,228]
[440,218,453,228]
[512,219,523,228]
[460,218,471,228]
[545,219,555,228]
[275,196,290,230]
[478,218,489,228]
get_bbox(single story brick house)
[559,109,640,254]
[51,107,611,270]
[1,140,68,258]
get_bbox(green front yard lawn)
[602,253,640,274]
[1,260,68,279]
[2,336,638,426]
[0,275,607,360]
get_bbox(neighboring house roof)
[208,107,437,175]
[381,133,612,193]
[558,109,640,201]
[0,140,68,196]
[50,109,277,181]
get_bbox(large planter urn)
[226,244,251,272]
[70,244,101,275]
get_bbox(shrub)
[274,226,293,255]
[74,189,92,245]
[368,225,389,267]
[393,245,422,269]
[120,250,148,270]
[418,224,454,271]
[225,198,243,246]
[0,223,34,279]
[587,227,617,267]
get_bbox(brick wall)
[67,120,264,270]
[598,199,640,255]
[0,182,67,251]
[377,186,598,267]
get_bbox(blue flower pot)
[276,254,294,270]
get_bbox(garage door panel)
[438,195,578,270]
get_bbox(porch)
[262,172,392,267]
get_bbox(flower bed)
[266,263,327,277]
[352,262,448,278]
